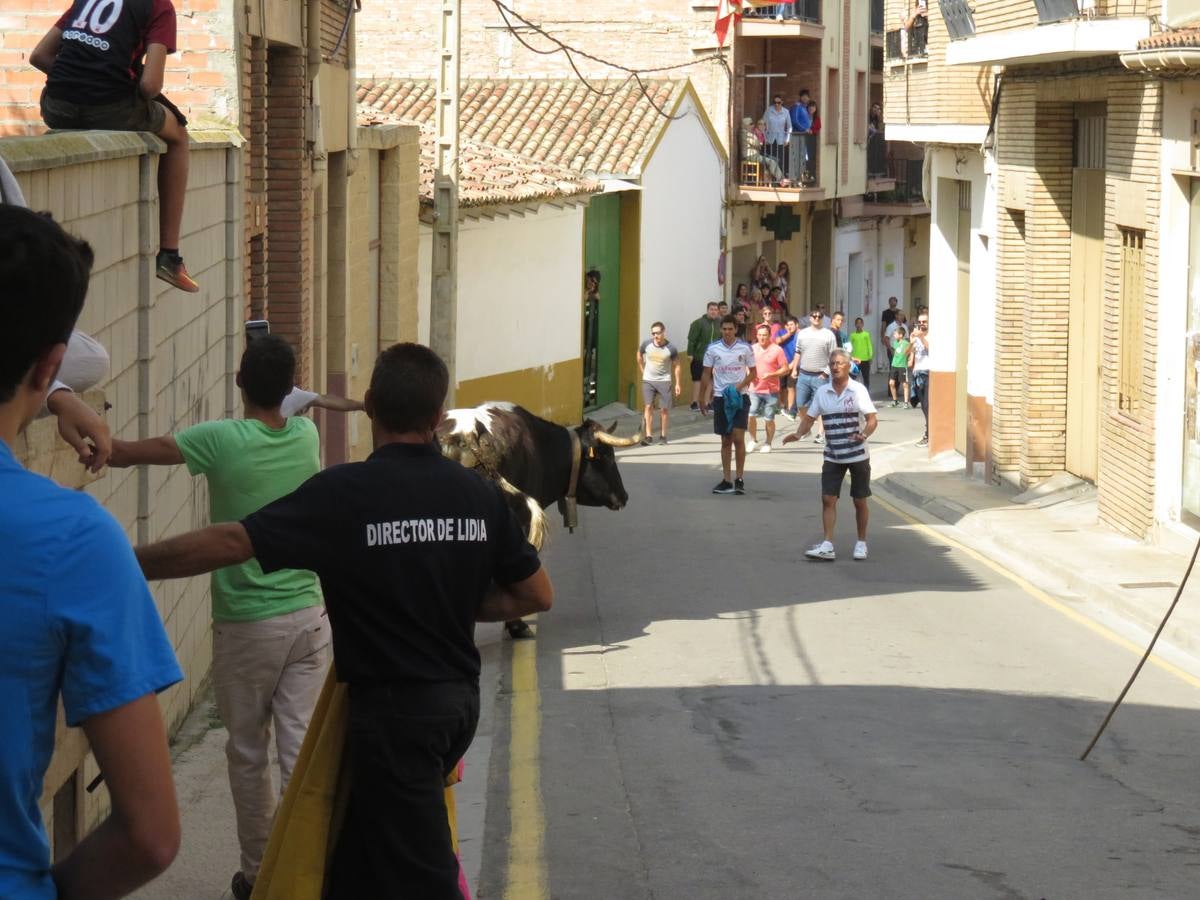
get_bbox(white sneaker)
[805,541,835,561]
[760,443,772,453]
[746,439,759,452]
[853,541,868,560]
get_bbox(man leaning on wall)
[0,205,182,899]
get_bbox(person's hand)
[673,383,681,397]
[851,431,867,443]
[782,433,799,445]
[47,389,111,473]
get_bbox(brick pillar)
[243,34,268,322]
[1021,99,1073,484]
[264,45,312,386]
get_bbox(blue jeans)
[794,372,824,412]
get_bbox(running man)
[701,315,756,495]
[783,348,878,561]
[636,321,681,444]
[790,309,837,444]
[747,324,790,454]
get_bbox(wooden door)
[1066,166,1105,481]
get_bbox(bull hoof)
[505,620,536,640]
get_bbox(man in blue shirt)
[0,206,183,898]
[790,89,813,181]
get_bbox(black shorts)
[41,89,167,134]
[780,372,793,391]
[821,458,872,499]
[889,366,908,384]
[690,358,704,383]
[712,395,749,435]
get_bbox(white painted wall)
[1154,81,1200,538]
[832,218,906,347]
[639,92,725,342]
[417,202,586,383]
[926,147,994,402]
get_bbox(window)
[1118,228,1145,414]
[826,68,839,146]
[855,71,866,144]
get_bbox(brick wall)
[881,0,993,129]
[355,0,731,149]
[0,127,241,855]
[0,0,238,136]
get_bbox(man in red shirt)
[31,0,199,293]
[746,323,790,454]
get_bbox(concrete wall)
[638,92,726,352]
[417,200,588,424]
[0,128,241,851]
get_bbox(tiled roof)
[357,78,685,177]
[358,117,600,208]
[1137,27,1200,50]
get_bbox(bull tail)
[495,475,548,552]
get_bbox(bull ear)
[607,421,618,434]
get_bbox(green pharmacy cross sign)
[761,205,801,242]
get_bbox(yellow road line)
[873,493,1200,691]
[505,637,549,900]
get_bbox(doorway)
[583,194,622,410]
[954,180,971,455]
[1182,180,1200,527]
[1066,103,1106,482]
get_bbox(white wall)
[417,202,585,383]
[926,147,994,402]
[417,227,432,346]
[639,92,725,342]
[1154,81,1200,535]
[832,218,906,343]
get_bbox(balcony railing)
[745,0,822,24]
[739,132,819,189]
[867,131,888,178]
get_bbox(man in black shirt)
[136,343,553,898]
[31,0,199,292]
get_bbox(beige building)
[886,0,1200,544]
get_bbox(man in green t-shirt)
[109,335,328,900]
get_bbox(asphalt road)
[477,407,1200,900]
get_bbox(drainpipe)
[346,0,359,175]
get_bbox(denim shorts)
[748,392,779,420]
[794,372,824,410]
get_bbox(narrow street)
[476,405,1200,900]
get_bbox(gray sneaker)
[712,480,736,495]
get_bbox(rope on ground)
[1080,532,1200,761]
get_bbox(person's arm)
[477,567,553,622]
[673,359,682,396]
[852,412,879,444]
[138,43,168,100]
[308,393,364,413]
[636,349,645,376]
[137,522,254,581]
[700,366,713,397]
[736,366,757,393]
[46,388,111,473]
[782,411,817,443]
[108,435,185,469]
[770,359,791,379]
[30,27,63,74]
[52,695,180,899]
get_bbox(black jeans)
[326,680,480,899]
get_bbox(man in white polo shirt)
[701,315,756,495]
[784,348,878,560]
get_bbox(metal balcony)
[744,0,822,24]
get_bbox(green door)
[584,194,621,409]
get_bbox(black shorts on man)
[711,396,749,434]
[821,459,872,499]
[689,358,705,383]
[890,366,908,384]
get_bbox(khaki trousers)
[213,605,331,879]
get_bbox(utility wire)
[488,0,733,120]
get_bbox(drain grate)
[1119,581,1177,590]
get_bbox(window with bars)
[1118,228,1145,414]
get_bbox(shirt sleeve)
[489,487,542,586]
[54,6,73,29]
[145,0,178,53]
[668,343,679,360]
[858,385,878,415]
[52,503,183,727]
[174,419,229,477]
[703,346,715,368]
[241,471,336,576]
[281,387,319,418]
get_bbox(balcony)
[739,0,824,37]
[886,19,929,65]
[866,131,895,192]
[945,0,1151,66]
[738,132,825,202]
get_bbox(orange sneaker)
[156,251,200,292]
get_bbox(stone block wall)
[0,128,241,855]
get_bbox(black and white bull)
[437,402,640,636]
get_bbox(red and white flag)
[714,0,748,47]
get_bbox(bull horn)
[595,429,643,448]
